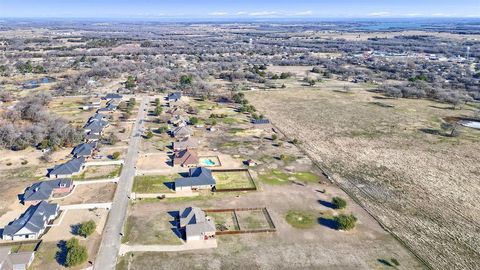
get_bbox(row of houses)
[1,93,122,244]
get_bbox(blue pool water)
[202,159,216,166]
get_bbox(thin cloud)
[368,11,390,17]
[249,11,279,16]
[209,12,228,16]
[292,10,313,16]
[406,13,423,17]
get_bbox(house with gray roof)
[72,142,97,158]
[88,113,107,123]
[175,167,216,191]
[170,126,193,138]
[84,120,108,135]
[23,179,74,206]
[172,137,199,151]
[103,93,123,101]
[85,132,101,143]
[49,157,85,178]
[2,201,59,241]
[179,207,216,242]
[167,92,182,102]
[0,247,35,270]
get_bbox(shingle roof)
[174,149,199,166]
[252,119,270,124]
[23,179,73,202]
[175,167,215,188]
[167,92,182,101]
[72,142,96,157]
[84,120,108,131]
[179,207,215,238]
[3,201,58,237]
[173,137,198,150]
[104,93,122,100]
[50,157,85,176]
[170,126,193,137]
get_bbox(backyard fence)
[210,168,258,192]
[204,207,276,235]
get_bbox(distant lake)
[22,77,55,89]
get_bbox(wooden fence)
[211,168,258,192]
[204,207,276,235]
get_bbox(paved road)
[94,96,148,270]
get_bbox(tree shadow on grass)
[377,259,394,267]
[70,224,81,235]
[318,217,338,230]
[318,199,336,209]
[55,240,67,266]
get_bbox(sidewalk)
[119,239,217,255]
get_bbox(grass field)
[122,214,182,245]
[257,169,320,185]
[73,165,122,180]
[133,175,177,193]
[247,83,480,270]
[285,210,316,229]
[212,170,256,189]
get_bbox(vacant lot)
[74,165,122,180]
[53,183,116,205]
[133,175,177,193]
[246,84,480,270]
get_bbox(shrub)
[156,126,168,134]
[271,134,278,141]
[334,214,357,231]
[332,197,347,209]
[391,258,400,266]
[78,220,96,238]
[145,131,154,139]
[65,238,88,267]
[189,117,199,125]
[111,152,121,160]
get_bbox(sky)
[0,0,479,19]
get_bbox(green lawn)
[123,215,182,245]
[285,210,316,229]
[133,175,177,193]
[258,169,320,185]
[213,171,256,189]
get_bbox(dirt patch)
[53,183,116,205]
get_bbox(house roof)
[104,93,122,100]
[175,167,215,188]
[89,113,107,122]
[85,132,100,142]
[72,142,96,157]
[252,119,270,124]
[50,157,85,176]
[3,201,58,237]
[179,207,215,238]
[174,149,199,166]
[24,179,73,202]
[167,92,182,101]
[173,137,198,150]
[84,120,108,131]
[170,126,193,137]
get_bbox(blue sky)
[0,0,479,19]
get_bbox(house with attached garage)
[175,167,216,191]
[179,207,216,242]
[84,120,108,135]
[48,157,85,178]
[170,126,193,138]
[172,137,199,151]
[173,149,199,167]
[2,201,59,241]
[71,142,97,158]
[0,247,35,270]
[22,179,74,206]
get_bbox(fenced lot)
[211,169,256,191]
[205,207,275,234]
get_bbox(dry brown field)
[246,82,480,270]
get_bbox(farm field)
[246,84,480,270]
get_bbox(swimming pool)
[201,159,216,166]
